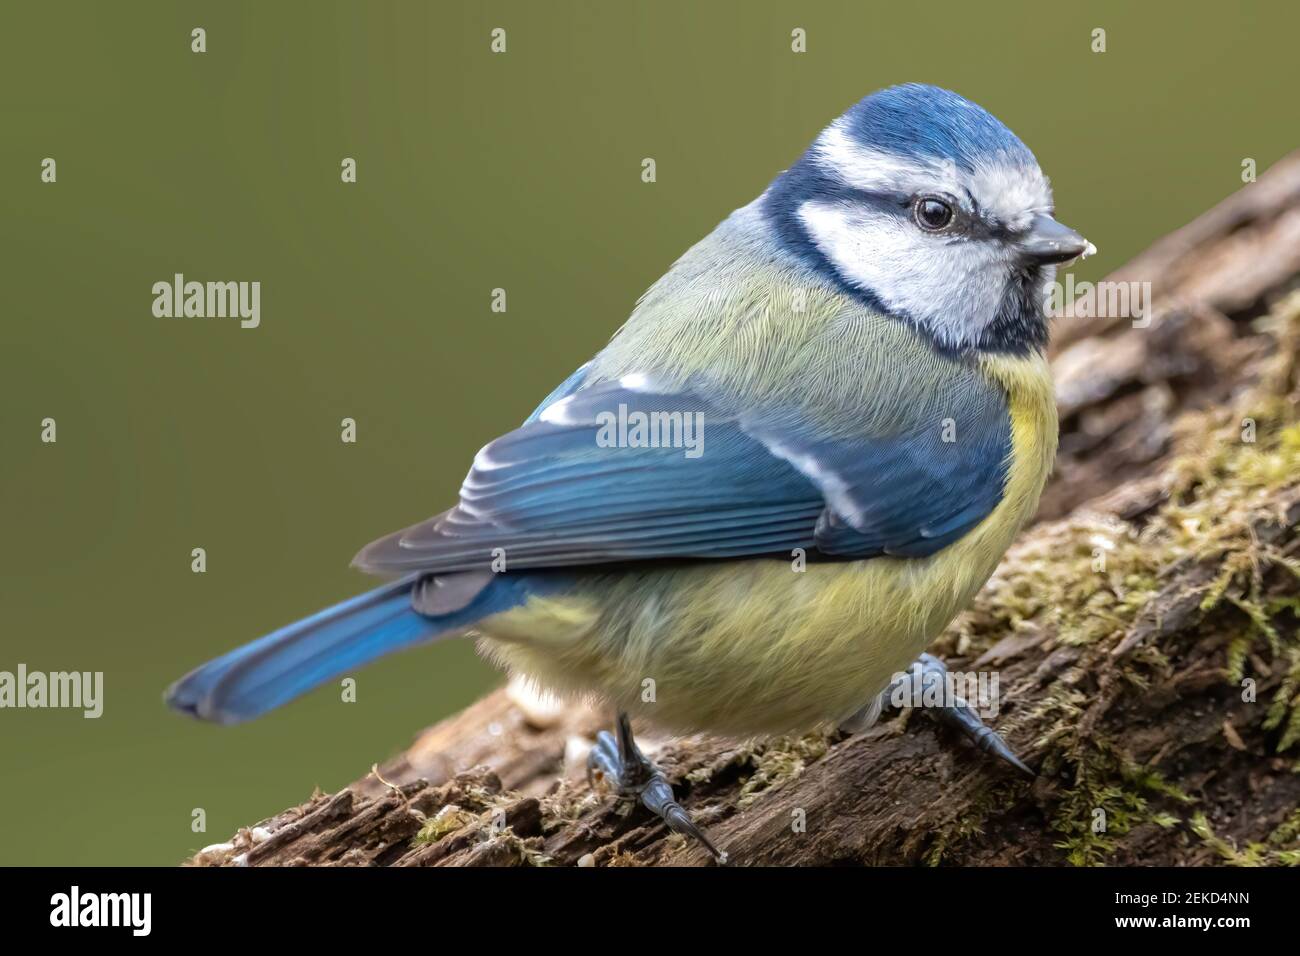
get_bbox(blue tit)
[167,83,1090,862]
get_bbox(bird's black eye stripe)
[833,186,915,215]
[913,196,954,231]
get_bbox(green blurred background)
[1,1,1295,865]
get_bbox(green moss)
[412,805,552,865]
[539,781,599,828]
[1191,811,1300,867]
[923,779,1024,866]
[1263,648,1300,751]
[957,511,1166,661]
[411,781,552,865]
[1046,739,1193,866]
[928,294,1300,865]
[414,804,478,844]
[497,832,553,866]
[735,733,831,809]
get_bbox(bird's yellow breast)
[474,350,1057,736]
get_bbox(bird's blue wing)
[522,362,591,425]
[356,380,823,570]
[743,380,1013,558]
[353,377,1011,573]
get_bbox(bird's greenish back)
[588,199,995,441]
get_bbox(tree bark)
[189,155,1300,867]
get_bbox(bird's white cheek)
[798,199,1009,348]
[797,201,927,310]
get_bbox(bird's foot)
[586,712,727,864]
[850,652,1034,776]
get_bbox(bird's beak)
[1019,213,1094,265]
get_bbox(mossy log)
[189,155,1300,867]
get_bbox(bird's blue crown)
[838,83,1036,172]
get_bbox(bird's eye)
[913,197,953,231]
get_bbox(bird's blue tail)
[165,574,522,725]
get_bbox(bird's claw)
[878,651,1035,777]
[587,716,727,864]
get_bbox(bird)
[167,83,1090,864]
